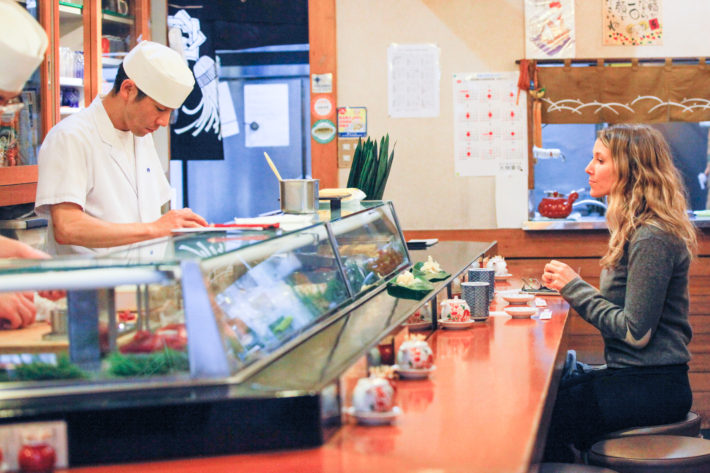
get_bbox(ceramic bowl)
[503,306,537,319]
[501,293,535,305]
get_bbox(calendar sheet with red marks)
[453,72,527,177]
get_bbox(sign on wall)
[337,107,367,137]
[387,43,440,118]
[452,72,527,178]
[603,0,663,46]
[525,0,575,59]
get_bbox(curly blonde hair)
[597,124,697,268]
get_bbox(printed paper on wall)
[387,44,440,118]
[525,0,575,59]
[603,0,663,45]
[453,72,527,177]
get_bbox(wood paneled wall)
[404,227,710,427]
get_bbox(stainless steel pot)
[280,179,319,214]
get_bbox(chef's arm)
[51,203,207,248]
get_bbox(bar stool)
[588,435,710,473]
[596,412,702,440]
[539,462,620,473]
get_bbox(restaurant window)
[527,58,710,220]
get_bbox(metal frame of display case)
[0,202,496,466]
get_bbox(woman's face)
[586,139,617,198]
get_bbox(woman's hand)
[542,260,580,292]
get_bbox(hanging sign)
[337,106,367,137]
[311,119,336,144]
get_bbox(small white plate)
[438,319,477,330]
[504,306,538,319]
[494,273,513,281]
[394,364,437,379]
[405,320,433,331]
[346,406,402,425]
[502,293,535,305]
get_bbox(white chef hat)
[0,0,48,92]
[123,41,195,109]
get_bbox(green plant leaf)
[347,135,395,199]
[359,140,376,197]
[378,141,396,199]
[347,137,364,188]
[373,136,389,199]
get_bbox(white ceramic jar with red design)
[440,297,470,322]
[396,338,434,370]
[352,377,396,413]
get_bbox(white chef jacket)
[35,96,171,257]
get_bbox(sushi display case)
[0,202,494,467]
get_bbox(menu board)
[452,72,528,177]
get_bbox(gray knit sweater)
[560,224,692,368]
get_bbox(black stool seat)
[598,412,701,440]
[539,462,619,473]
[588,435,710,473]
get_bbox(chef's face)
[123,87,173,137]
[585,139,617,198]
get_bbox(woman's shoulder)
[631,223,685,251]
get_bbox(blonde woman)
[541,124,697,462]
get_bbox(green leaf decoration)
[386,274,434,300]
[345,135,396,199]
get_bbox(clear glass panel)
[203,223,351,372]
[330,203,410,295]
[101,0,135,95]
[58,1,86,120]
[1,0,44,166]
[0,278,191,385]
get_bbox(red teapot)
[538,190,578,218]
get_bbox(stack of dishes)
[501,292,537,319]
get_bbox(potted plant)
[346,135,395,200]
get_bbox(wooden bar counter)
[63,289,570,473]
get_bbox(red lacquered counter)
[62,289,570,473]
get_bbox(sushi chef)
[0,0,62,328]
[35,40,207,256]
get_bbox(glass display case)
[0,202,433,466]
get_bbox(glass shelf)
[102,11,135,24]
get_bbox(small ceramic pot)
[397,338,434,370]
[352,377,395,413]
[440,297,471,322]
[18,442,56,473]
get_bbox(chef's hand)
[541,260,580,292]
[0,235,50,259]
[152,208,208,236]
[0,292,36,329]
